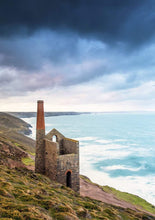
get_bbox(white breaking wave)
[80,143,131,160]
[77,136,98,141]
[80,152,155,205]
[102,165,143,172]
[95,139,112,144]
[113,139,127,142]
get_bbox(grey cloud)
[0,31,80,71]
[0,71,57,97]
[1,31,155,96]
[0,73,14,85]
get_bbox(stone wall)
[46,128,64,154]
[35,129,45,174]
[44,139,59,181]
[57,154,79,192]
[62,138,79,154]
[46,128,64,142]
[39,128,80,193]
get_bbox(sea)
[23,112,155,205]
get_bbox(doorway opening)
[66,171,72,188]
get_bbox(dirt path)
[80,178,155,217]
[80,178,139,211]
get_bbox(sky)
[0,0,155,112]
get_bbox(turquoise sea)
[23,113,155,205]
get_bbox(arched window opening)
[52,135,57,142]
[66,171,72,188]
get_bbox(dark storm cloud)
[0,31,79,71]
[0,0,155,46]
[1,0,155,97]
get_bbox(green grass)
[22,157,35,166]
[14,142,21,147]
[28,152,35,156]
[0,165,154,220]
[102,185,155,214]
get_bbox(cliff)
[0,112,32,135]
[0,112,35,168]
[0,112,154,219]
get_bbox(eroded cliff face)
[0,137,28,168]
[0,112,35,169]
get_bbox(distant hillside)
[0,112,32,135]
[7,111,87,118]
[0,112,35,152]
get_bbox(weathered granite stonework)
[35,101,79,193]
[44,139,58,181]
[45,128,79,193]
[35,100,45,174]
[35,129,45,174]
[57,154,79,192]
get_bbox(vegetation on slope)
[102,185,155,215]
[22,156,35,166]
[0,165,155,220]
[81,175,155,215]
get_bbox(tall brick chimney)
[36,100,45,130]
[35,100,45,174]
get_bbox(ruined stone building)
[35,100,79,192]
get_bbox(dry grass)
[0,165,154,220]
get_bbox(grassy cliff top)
[0,165,155,220]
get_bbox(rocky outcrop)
[0,137,28,168]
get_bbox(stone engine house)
[35,100,79,192]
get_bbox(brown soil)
[0,137,28,168]
[80,178,152,214]
[80,178,155,217]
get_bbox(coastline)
[21,113,155,206]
